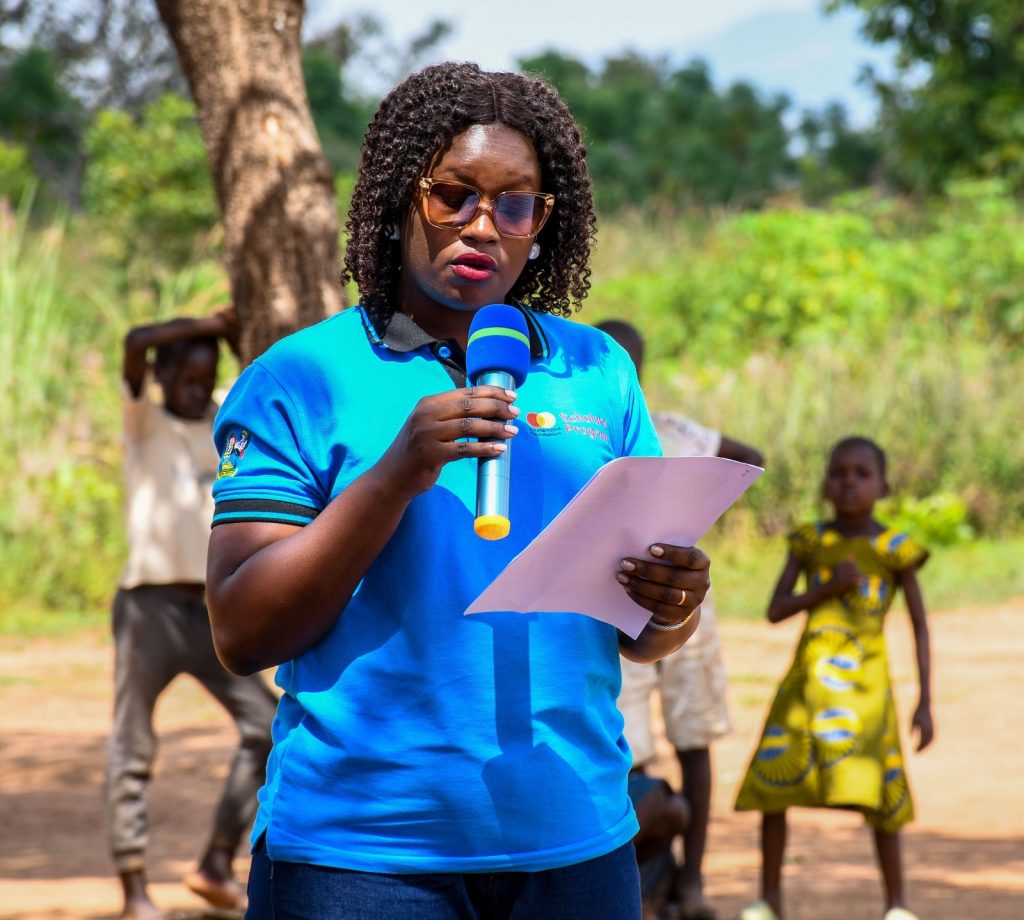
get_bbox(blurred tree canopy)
[520,51,796,209]
[829,0,1024,193]
[302,14,451,177]
[3,0,1020,257]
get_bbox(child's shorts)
[618,594,731,765]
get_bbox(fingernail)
[492,443,507,453]
[649,545,664,557]
[508,405,521,417]
[620,559,635,572]
[505,389,517,399]
[616,573,629,585]
[504,423,518,434]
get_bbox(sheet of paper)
[465,456,763,639]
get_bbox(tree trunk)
[154,0,343,364]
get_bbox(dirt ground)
[2,603,1022,920]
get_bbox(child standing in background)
[597,318,763,920]
[735,437,933,920]
[108,310,276,919]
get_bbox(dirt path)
[2,604,1022,919]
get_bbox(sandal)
[883,911,919,920]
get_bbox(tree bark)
[154,0,343,364]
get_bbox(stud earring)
[528,242,541,260]
[387,224,400,241]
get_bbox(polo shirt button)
[438,345,452,359]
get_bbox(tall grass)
[0,192,69,445]
[0,196,229,615]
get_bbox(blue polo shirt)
[212,305,660,873]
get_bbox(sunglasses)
[417,177,555,239]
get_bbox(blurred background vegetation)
[1,0,1022,633]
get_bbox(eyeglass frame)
[416,177,555,239]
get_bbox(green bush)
[589,179,1024,363]
[0,198,232,618]
[588,181,1024,535]
[0,140,35,204]
[82,93,218,268]
[878,492,974,547]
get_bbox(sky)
[307,0,896,124]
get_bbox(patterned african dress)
[734,523,929,832]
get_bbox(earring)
[528,242,541,260]
[387,224,400,241]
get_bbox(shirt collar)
[360,304,548,359]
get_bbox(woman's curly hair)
[342,61,596,329]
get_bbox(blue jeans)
[246,836,641,919]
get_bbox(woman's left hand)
[616,543,711,627]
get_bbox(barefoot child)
[735,436,933,920]
[107,311,276,918]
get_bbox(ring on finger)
[675,588,687,607]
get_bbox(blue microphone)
[466,304,530,540]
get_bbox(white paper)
[465,456,762,639]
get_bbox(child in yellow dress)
[735,437,933,920]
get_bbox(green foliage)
[82,93,218,267]
[2,461,126,609]
[878,493,974,547]
[589,179,1024,361]
[0,196,231,617]
[302,47,375,176]
[797,103,883,202]
[587,180,1024,536]
[0,139,35,202]
[0,46,83,174]
[829,0,1024,193]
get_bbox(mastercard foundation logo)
[526,411,557,428]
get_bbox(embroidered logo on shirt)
[523,409,610,441]
[217,429,250,479]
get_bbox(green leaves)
[520,52,796,211]
[588,182,1024,535]
[830,0,1024,193]
[82,93,217,267]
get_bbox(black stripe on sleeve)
[212,499,321,527]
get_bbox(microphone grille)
[466,304,530,387]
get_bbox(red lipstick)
[451,252,497,282]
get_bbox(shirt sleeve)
[787,523,820,565]
[619,353,662,459]
[880,531,930,573]
[122,377,156,441]
[211,361,327,527]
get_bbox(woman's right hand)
[374,385,520,500]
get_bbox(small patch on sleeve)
[216,429,251,479]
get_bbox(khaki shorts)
[618,595,731,766]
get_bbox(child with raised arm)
[108,310,276,919]
[735,436,933,920]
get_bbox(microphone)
[466,304,531,540]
